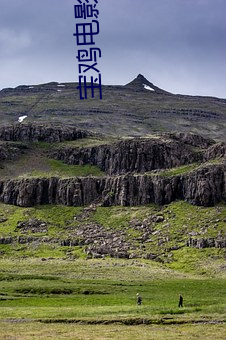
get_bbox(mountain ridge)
[0,74,226,140]
[0,73,224,98]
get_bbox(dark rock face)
[187,237,226,249]
[181,165,226,206]
[0,145,12,161]
[0,128,225,208]
[0,164,225,207]
[165,132,215,149]
[0,177,102,207]
[0,142,28,161]
[52,138,202,175]
[204,142,226,160]
[0,124,90,143]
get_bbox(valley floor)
[0,322,225,340]
[0,257,225,339]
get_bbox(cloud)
[0,29,32,56]
[0,0,225,97]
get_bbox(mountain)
[0,74,226,140]
[0,74,225,328]
[0,74,225,265]
[125,74,171,94]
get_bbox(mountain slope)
[0,75,226,140]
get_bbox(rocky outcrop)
[0,142,28,161]
[187,237,226,249]
[52,138,203,175]
[0,237,13,244]
[0,129,225,208]
[181,165,226,205]
[0,164,225,207]
[204,142,226,160]
[1,218,225,259]
[0,177,102,207]
[0,124,90,143]
[165,132,215,149]
[16,218,48,233]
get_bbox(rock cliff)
[52,137,203,175]
[0,123,90,142]
[0,142,28,161]
[204,142,226,160]
[0,125,225,208]
[164,132,215,149]
[0,164,225,207]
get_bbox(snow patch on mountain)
[18,115,27,123]
[143,84,155,91]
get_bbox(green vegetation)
[0,322,225,340]
[0,201,225,276]
[91,201,226,270]
[150,159,224,178]
[0,258,225,337]
[59,137,115,148]
[33,136,115,150]
[157,163,200,177]
[0,142,105,179]
[0,204,82,236]
[1,78,226,338]
[168,247,226,275]
[91,206,157,230]
[0,200,225,337]
[24,159,105,178]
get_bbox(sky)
[0,0,226,97]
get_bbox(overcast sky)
[0,0,226,97]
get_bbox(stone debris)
[15,218,48,234]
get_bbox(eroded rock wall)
[0,124,89,142]
[0,164,225,207]
[0,143,28,161]
[52,138,203,175]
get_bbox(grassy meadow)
[0,200,225,338]
[0,257,225,339]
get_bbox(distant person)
[178,294,183,308]
[137,293,142,306]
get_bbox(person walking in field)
[137,293,142,306]
[178,294,183,307]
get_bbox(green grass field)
[24,159,105,178]
[0,322,225,340]
[0,258,225,339]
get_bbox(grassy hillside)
[0,201,225,277]
[0,141,105,179]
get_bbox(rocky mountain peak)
[125,74,172,95]
[137,73,148,81]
